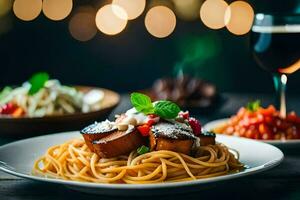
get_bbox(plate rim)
[203,118,300,145]
[0,131,284,190]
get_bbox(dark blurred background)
[0,0,300,94]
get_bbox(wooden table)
[1,93,300,200]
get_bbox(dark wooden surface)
[1,93,300,200]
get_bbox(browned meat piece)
[80,120,117,152]
[199,131,216,146]
[92,127,146,158]
[150,135,193,154]
[150,122,196,155]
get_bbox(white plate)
[0,131,283,196]
[204,118,300,147]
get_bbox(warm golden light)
[95,4,128,35]
[69,7,97,42]
[279,59,300,74]
[0,0,12,17]
[225,1,254,35]
[42,0,73,21]
[145,6,176,38]
[13,0,42,21]
[173,0,202,21]
[112,0,146,20]
[200,0,228,29]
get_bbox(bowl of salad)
[0,72,120,137]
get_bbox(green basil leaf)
[28,72,49,95]
[154,100,180,119]
[246,100,261,112]
[137,145,150,155]
[130,92,154,114]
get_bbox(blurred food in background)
[213,101,300,140]
[149,75,220,111]
[0,72,105,118]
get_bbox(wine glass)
[251,13,300,118]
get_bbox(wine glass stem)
[273,74,287,118]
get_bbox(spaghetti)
[33,138,244,184]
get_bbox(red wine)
[251,25,300,74]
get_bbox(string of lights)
[0,0,254,41]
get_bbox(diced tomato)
[277,121,290,130]
[247,112,256,118]
[147,119,155,126]
[265,116,272,123]
[240,117,250,127]
[137,124,151,137]
[179,111,190,119]
[239,127,246,137]
[237,107,246,117]
[148,114,158,118]
[231,116,240,125]
[259,105,276,116]
[257,113,264,122]
[245,130,252,138]
[287,112,300,124]
[12,107,24,117]
[259,124,270,135]
[287,111,297,122]
[188,117,201,136]
[0,103,17,115]
[225,126,234,134]
[249,117,259,125]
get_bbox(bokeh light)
[173,0,202,21]
[112,0,146,20]
[145,6,176,38]
[279,59,300,74]
[95,4,128,35]
[42,0,73,21]
[0,0,12,17]
[225,1,254,35]
[200,0,228,29]
[13,0,42,21]
[69,6,97,42]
